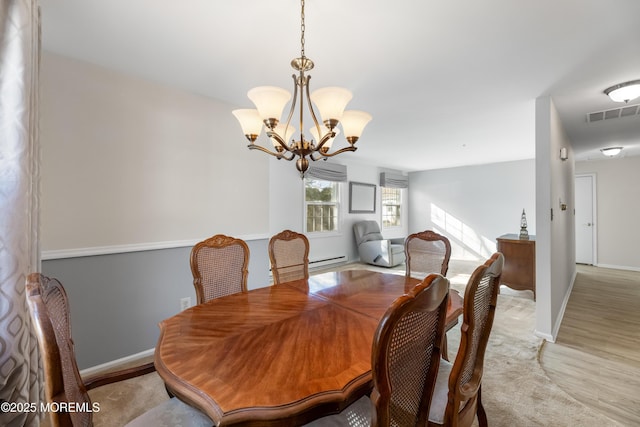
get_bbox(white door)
[575,174,596,265]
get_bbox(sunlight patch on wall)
[431,203,495,260]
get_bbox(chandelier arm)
[248,144,284,158]
[316,146,357,158]
[309,152,330,162]
[280,151,297,161]
[315,131,336,152]
[282,74,298,137]
[248,144,296,161]
[267,130,293,154]
[304,75,325,150]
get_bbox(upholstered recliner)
[353,220,406,268]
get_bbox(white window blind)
[306,162,347,182]
[380,172,408,188]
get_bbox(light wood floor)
[539,264,640,426]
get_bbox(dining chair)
[405,230,452,278]
[25,273,212,427]
[190,234,249,304]
[427,252,504,427]
[304,273,451,427]
[268,229,310,284]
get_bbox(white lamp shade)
[310,87,353,122]
[248,86,292,121]
[341,110,372,138]
[272,123,296,147]
[310,126,340,149]
[232,109,263,137]
[605,80,640,103]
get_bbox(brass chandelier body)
[232,0,371,176]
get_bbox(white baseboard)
[539,268,577,343]
[80,348,155,377]
[309,255,348,270]
[534,330,555,343]
[594,263,640,272]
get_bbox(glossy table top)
[155,270,463,426]
[289,269,463,330]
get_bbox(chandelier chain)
[300,0,306,58]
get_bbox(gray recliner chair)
[353,220,406,268]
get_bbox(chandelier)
[232,0,371,177]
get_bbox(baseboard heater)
[309,255,347,269]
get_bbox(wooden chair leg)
[477,385,488,427]
[442,335,449,361]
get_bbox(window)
[305,178,340,233]
[381,187,402,228]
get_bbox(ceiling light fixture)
[232,0,371,177]
[600,147,623,157]
[604,80,640,103]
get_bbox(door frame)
[575,173,597,265]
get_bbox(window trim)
[381,186,403,229]
[303,178,342,235]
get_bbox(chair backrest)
[353,220,384,246]
[405,230,452,277]
[269,229,310,284]
[444,252,503,424]
[190,234,249,304]
[371,274,450,427]
[26,273,90,427]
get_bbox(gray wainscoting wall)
[42,239,270,370]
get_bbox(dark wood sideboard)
[496,234,536,300]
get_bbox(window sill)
[306,231,343,239]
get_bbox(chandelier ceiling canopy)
[232,0,371,177]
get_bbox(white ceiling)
[40,0,640,172]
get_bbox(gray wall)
[42,239,270,370]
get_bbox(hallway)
[539,265,640,426]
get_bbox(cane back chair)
[427,252,504,427]
[190,234,249,304]
[25,273,211,427]
[269,229,310,284]
[405,230,452,278]
[305,273,451,426]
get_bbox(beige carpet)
[75,260,621,426]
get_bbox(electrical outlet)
[180,297,191,311]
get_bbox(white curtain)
[0,1,42,426]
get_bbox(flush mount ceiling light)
[604,80,640,103]
[600,147,623,157]
[232,0,371,177]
